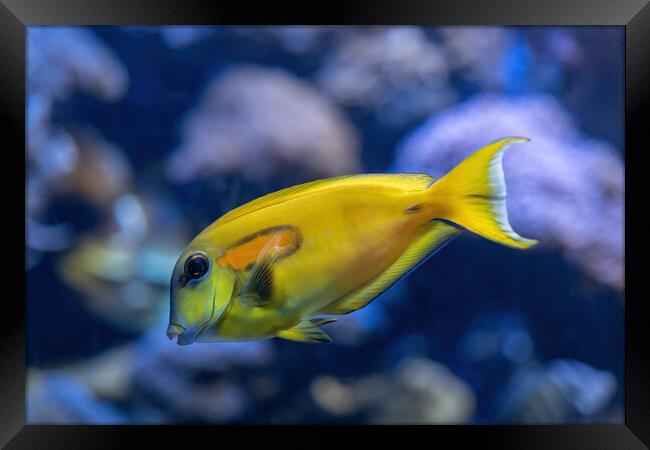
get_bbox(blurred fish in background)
[26,25,624,424]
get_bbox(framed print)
[2,0,648,448]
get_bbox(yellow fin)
[319,221,461,315]
[216,173,435,226]
[427,137,538,249]
[276,318,337,343]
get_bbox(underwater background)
[26,26,624,424]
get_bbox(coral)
[57,232,183,332]
[27,371,128,424]
[166,65,360,182]
[54,129,134,211]
[28,27,128,103]
[310,357,476,423]
[27,27,130,206]
[316,27,454,126]
[27,28,131,266]
[234,26,340,54]
[498,359,618,423]
[371,357,476,423]
[159,26,219,48]
[438,27,512,90]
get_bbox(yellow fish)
[167,137,537,345]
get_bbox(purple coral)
[499,359,618,423]
[166,65,360,182]
[28,27,128,103]
[316,27,454,126]
[438,27,512,90]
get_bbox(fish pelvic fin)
[276,318,336,343]
[426,137,538,249]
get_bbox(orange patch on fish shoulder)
[217,225,302,270]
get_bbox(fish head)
[167,245,235,346]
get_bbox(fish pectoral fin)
[319,220,462,315]
[240,232,284,305]
[276,318,336,343]
[241,262,273,305]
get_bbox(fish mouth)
[167,323,185,339]
[166,323,185,340]
[167,323,203,346]
[177,328,201,346]
[168,288,219,346]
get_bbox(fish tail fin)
[425,137,537,249]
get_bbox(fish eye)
[184,252,209,280]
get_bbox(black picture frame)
[3,1,648,448]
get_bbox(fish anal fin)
[276,318,336,343]
[319,221,462,315]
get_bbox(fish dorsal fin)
[276,318,337,343]
[319,220,462,315]
[216,174,435,226]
